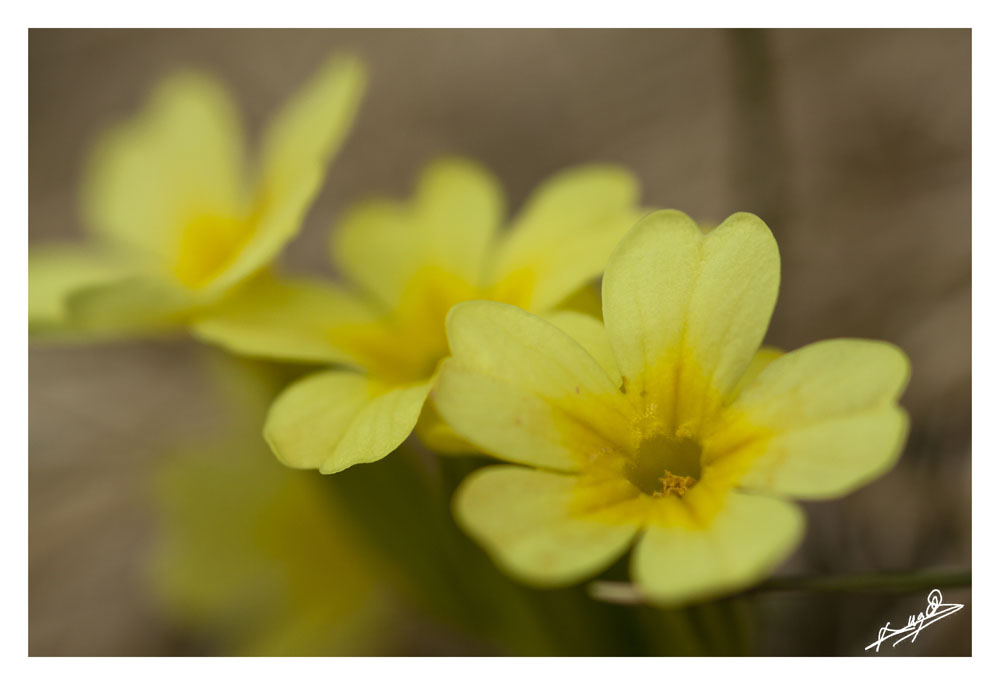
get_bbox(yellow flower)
[29,55,367,337]
[194,157,642,471]
[433,210,910,605]
[150,357,390,655]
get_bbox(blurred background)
[29,29,970,656]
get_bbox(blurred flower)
[149,356,393,655]
[29,55,366,338]
[434,210,911,605]
[195,157,642,471]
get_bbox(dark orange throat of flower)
[624,434,703,498]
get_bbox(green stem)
[756,569,972,594]
[589,568,971,605]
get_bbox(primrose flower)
[433,210,910,605]
[29,55,366,337]
[151,358,389,655]
[194,157,641,471]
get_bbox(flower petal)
[257,54,367,200]
[542,310,622,387]
[29,245,138,330]
[82,72,246,257]
[489,165,640,312]
[413,401,480,455]
[332,157,504,308]
[556,282,604,320]
[264,370,430,474]
[208,55,367,295]
[727,345,783,401]
[434,301,632,471]
[726,339,911,499]
[64,275,197,337]
[193,274,377,365]
[455,465,638,586]
[632,492,804,605]
[602,210,780,427]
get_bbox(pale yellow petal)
[542,310,621,387]
[149,354,386,656]
[632,493,804,605]
[727,345,783,400]
[81,72,246,257]
[29,245,138,329]
[257,54,367,201]
[556,282,604,320]
[264,371,430,474]
[413,402,481,455]
[489,165,640,312]
[602,210,780,428]
[455,466,638,587]
[726,339,911,499]
[207,56,367,295]
[63,275,197,337]
[433,301,632,471]
[332,157,504,307]
[411,157,505,286]
[192,274,377,365]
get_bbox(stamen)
[653,470,696,498]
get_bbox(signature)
[865,589,964,653]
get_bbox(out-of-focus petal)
[81,72,247,258]
[331,158,504,307]
[193,274,378,365]
[489,165,640,312]
[29,245,139,330]
[209,56,368,294]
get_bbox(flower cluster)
[30,53,910,612]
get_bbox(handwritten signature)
[865,589,964,653]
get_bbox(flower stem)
[755,569,972,594]
[589,568,971,605]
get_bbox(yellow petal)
[149,355,386,656]
[632,493,804,605]
[542,310,621,387]
[602,210,779,428]
[489,165,640,312]
[257,54,367,202]
[264,370,430,474]
[63,275,197,337]
[413,401,481,455]
[28,245,137,329]
[727,345,783,400]
[193,274,377,365]
[411,158,505,285]
[725,339,911,499]
[556,282,604,320]
[208,55,367,295]
[332,157,504,307]
[454,465,638,586]
[81,71,246,258]
[433,301,631,471]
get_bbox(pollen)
[653,471,697,498]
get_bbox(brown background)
[29,29,971,655]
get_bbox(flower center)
[624,433,702,498]
[172,214,252,289]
